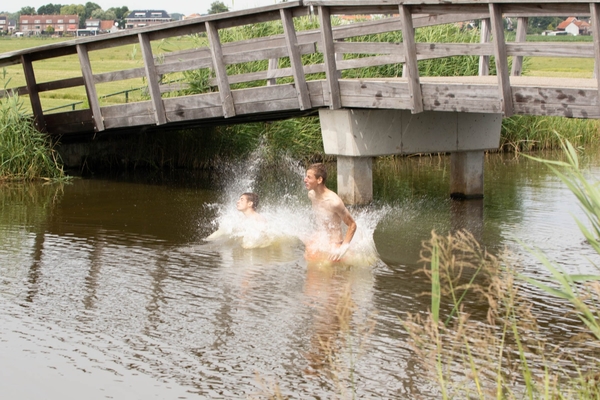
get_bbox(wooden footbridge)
[1,0,599,136]
[1,0,599,202]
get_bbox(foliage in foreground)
[402,137,600,399]
[0,94,68,182]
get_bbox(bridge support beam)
[319,109,501,204]
[337,156,373,205]
[450,151,484,199]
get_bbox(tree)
[107,6,128,29]
[84,2,101,19]
[37,4,63,15]
[207,1,229,14]
[19,6,36,15]
[60,4,85,27]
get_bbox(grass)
[402,136,600,399]
[0,35,199,113]
[0,92,68,182]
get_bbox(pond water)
[1,149,599,399]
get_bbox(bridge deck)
[1,0,599,140]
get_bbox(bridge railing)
[0,0,598,136]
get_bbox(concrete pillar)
[450,151,484,199]
[337,156,373,205]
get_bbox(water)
[1,150,600,398]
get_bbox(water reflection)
[0,150,599,398]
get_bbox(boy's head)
[307,163,327,185]
[240,192,259,210]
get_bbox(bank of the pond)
[0,95,67,182]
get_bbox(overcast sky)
[6,0,279,18]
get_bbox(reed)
[0,93,68,182]
[403,137,600,399]
[501,115,600,152]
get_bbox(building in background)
[557,17,591,36]
[125,10,171,29]
[19,14,79,36]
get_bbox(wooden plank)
[281,8,311,110]
[76,44,105,132]
[164,92,223,110]
[44,109,94,136]
[206,20,236,118]
[502,3,589,17]
[232,84,298,104]
[156,58,213,75]
[506,43,594,58]
[513,103,600,119]
[101,100,155,118]
[37,76,84,92]
[267,58,278,86]
[21,54,46,132]
[591,2,600,94]
[511,17,528,76]
[513,86,599,107]
[399,4,423,114]
[489,3,513,117]
[416,43,493,57]
[337,54,404,70]
[235,97,301,114]
[94,68,145,84]
[479,18,491,76]
[0,86,28,98]
[164,93,223,121]
[319,6,341,109]
[306,0,595,5]
[138,33,167,125]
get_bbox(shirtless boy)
[304,163,357,261]
[236,192,266,222]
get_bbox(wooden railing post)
[280,8,311,110]
[511,17,528,76]
[489,3,513,117]
[76,44,105,132]
[138,33,167,125]
[267,58,278,86]
[478,18,491,76]
[399,4,423,114]
[206,20,236,118]
[591,3,600,85]
[318,6,341,109]
[21,54,46,132]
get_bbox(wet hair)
[308,163,327,184]
[242,192,259,210]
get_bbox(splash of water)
[204,147,388,266]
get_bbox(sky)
[6,0,279,18]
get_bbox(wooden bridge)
[1,0,599,202]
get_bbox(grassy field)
[0,36,198,112]
[0,35,595,113]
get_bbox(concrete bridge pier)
[450,151,484,199]
[336,156,373,205]
[319,109,502,205]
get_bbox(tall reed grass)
[0,94,67,182]
[403,136,600,399]
[501,115,600,152]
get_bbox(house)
[84,19,116,33]
[557,17,591,36]
[19,14,79,36]
[125,10,171,29]
[0,16,7,33]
